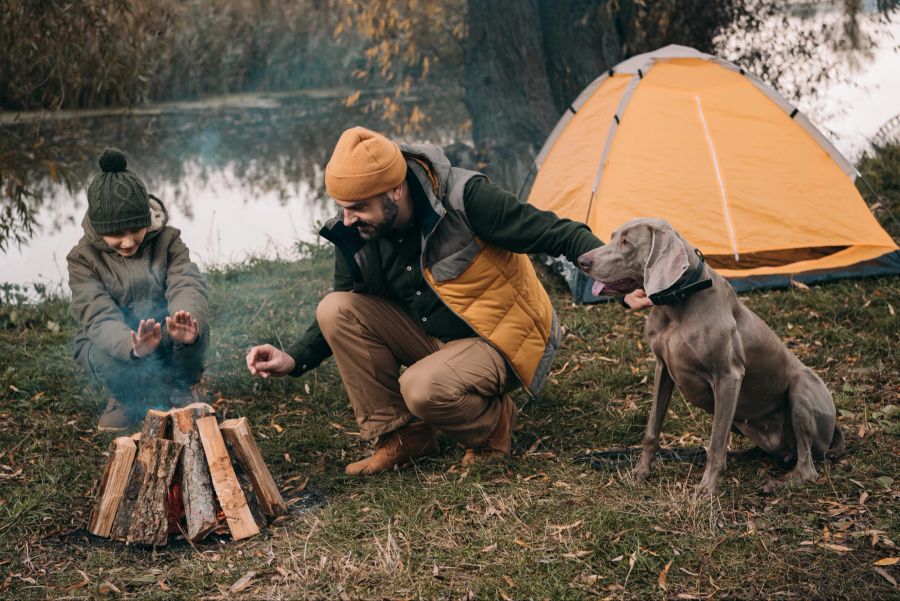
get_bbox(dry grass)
[0,245,897,599]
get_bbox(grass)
[0,243,898,599]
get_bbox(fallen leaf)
[874,557,899,566]
[157,577,170,592]
[98,581,120,594]
[503,575,515,588]
[230,571,256,594]
[817,543,852,553]
[481,543,498,553]
[304,383,311,395]
[659,560,673,590]
[874,567,897,586]
[272,423,283,433]
[791,279,810,291]
[561,550,590,559]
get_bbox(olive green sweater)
[286,174,601,376]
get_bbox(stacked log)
[88,405,285,546]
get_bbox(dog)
[578,218,844,495]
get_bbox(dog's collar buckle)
[649,249,713,306]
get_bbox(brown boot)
[345,421,439,476]
[97,397,138,432]
[461,394,517,466]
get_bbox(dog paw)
[632,464,651,481]
[695,476,719,497]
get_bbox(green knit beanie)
[87,148,150,235]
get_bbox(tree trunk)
[464,0,558,190]
[537,0,623,112]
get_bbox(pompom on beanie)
[324,127,407,202]
[87,148,150,235]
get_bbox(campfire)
[88,403,285,546]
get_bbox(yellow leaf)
[874,557,899,566]
[659,560,672,590]
[344,90,361,107]
[817,543,852,553]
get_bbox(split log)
[88,437,137,537]
[171,403,219,541]
[196,416,263,540]
[140,409,171,439]
[109,410,171,540]
[226,438,267,529]
[220,418,286,516]
[125,438,183,546]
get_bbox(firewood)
[171,403,218,541]
[88,437,137,537]
[220,418,286,516]
[140,408,171,439]
[226,438,267,529]
[109,409,171,540]
[125,438,183,546]
[196,416,263,540]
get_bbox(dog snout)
[578,254,593,272]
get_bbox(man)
[246,126,650,476]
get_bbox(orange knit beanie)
[325,127,408,201]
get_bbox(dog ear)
[643,225,690,296]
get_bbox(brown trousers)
[316,292,512,446]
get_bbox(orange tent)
[526,44,899,300]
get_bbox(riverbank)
[1,243,897,598]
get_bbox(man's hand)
[246,344,296,379]
[131,318,162,358]
[624,289,654,310]
[166,310,200,345]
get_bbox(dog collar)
[649,249,712,306]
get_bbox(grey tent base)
[543,250,900,304]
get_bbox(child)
[67,148,209,431]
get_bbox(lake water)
[1,8,898,293]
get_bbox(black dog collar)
[648,249,713,306]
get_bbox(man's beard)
[356,194,399,240]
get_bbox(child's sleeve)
[67,253,134,360]
[165,234,210,337]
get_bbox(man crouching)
[246,126,648,475]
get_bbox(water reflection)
[0,96,466,290]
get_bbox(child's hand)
[131,318,162,358]
[166,310,200,345]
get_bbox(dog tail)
[825,424,845,461]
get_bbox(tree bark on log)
[110,410,171,541]
[140,409,171,440]
[220,417,286,517]
[171,403,219,542]
[88,437,137,537]
[196,416,263,540]
[124,438,183,546]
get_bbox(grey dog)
[578,218,844,495]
